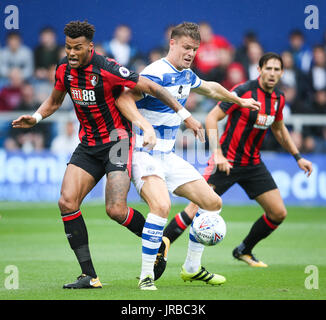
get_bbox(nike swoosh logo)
[90,279,99,286]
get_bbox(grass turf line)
[0,203,325,300]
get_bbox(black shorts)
[204,161,277,200]
[69,139,133,183]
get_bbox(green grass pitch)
[0,202,325,300]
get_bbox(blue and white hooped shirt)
[135,58,202,154]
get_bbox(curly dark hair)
[64,20,95,41]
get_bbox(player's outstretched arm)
[116,90,156,150]
[135,76,205,142]
[271,120,313,177]
[206,105,233,175]
[12,88,66,129]
[193,80,260,111]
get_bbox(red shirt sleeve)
[275,93,285,121]
[54,64,67,92]
[104,58,139,89]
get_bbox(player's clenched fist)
[142,126,157,150]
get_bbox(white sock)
[140,213,167,280]
[183,222,205,273]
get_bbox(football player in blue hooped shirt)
[117,22,261,290]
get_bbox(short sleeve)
[275,93,285,121]
[54,64,66,92]
[190,71,202,89]
[104,58,139,89]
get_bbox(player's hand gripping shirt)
[135,58,201,154]
[55,51,139,146]
[218,79,285,166]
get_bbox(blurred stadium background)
[0,0,325,206]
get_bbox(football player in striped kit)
[118,22,260,290]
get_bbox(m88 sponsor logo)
[70,88,96,105]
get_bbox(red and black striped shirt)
[54,51,139,146]
[218,79,285,166]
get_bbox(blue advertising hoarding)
[0,149,325,206]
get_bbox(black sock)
[163,210,193,243]
[61,210,97,278]
[121,207,145,237]
[241,213,281,254]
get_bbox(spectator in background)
[311,89,326,114]
[148,48,164,64]
[0,31,34,80]
[103,24,140,68]
[58,45,67,60]
[234,30,258,68]
[213,47,234,83]
[51,120,79,154]
[281,84,308,115]
[301,89,326,153]
[280,50,309,101]
[193,21,233,81]
[16,82,38,111]
[221,62,247,90]
[33,64,73,110]
[156,25,174,57]
[288,29,312,74]
[315,127,326,152]
[0,68,24,111]
[245,41,263,80]
[34,27,60,80]
[132,58,147,74]
[302,134,317,154]
[308,45,326,92]
[94,43,106,56]
[4,124,47,152]
[4,82,52,152]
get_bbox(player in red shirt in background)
[12,20,203,289]
[154,52,313,280]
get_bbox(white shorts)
[131,151,203,195]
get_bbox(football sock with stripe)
[241,213,281,254]
[183,212,205,274]
[121,207,146,237]
[61,210,97,278]
[140,213,167,280]
[163,210,192,243]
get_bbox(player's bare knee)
[150,201,171,218]
[268,207,287,223]
[216,195,223,210]
[199,194,222,212]
[106,203,127,223]
[277,207,287,221]
[58,195,78,214]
